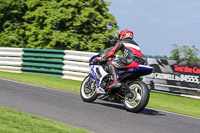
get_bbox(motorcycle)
[80,48,153,112]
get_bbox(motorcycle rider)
[96,29,144,93]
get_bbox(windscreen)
[99,48,112,57]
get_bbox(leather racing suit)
[103,38,144,88]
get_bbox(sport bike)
[80,48,153,112]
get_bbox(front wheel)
[123,80,150,113]
[80,75,98,102]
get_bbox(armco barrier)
[1,47,200,95]
[0,47,97,81]
[0,48,23,73]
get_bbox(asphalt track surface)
[0,78,200,133]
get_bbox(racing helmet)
[118,30,134,40]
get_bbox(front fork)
[86,74,100,91]
[86,74,92,86]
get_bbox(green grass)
[0,72,81,93]
[148,92,200,117]
[0,71,200,118]
[0,106,90,133]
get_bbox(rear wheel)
[80,75,98,102]
[123,80,150,112]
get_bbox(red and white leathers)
[103,38,144,88]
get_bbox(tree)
[181,45,200,62]
[170,44,181,61]
[0,0,119,52]
[170,44,200,63]
[0,0,27,47]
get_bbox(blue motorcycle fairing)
[89,52,103,66]
[90,65,100,88]
[118,65,153,77]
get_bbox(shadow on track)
[93,101,166,116]
[139,108,166,116]
[93,101,125,110]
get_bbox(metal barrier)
[0,47,97,81]
[1,47,200,95]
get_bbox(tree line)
[170,44,200,63]
[145,44,200,63]
[0,0,118,52]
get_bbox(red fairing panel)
[123,62,140,69]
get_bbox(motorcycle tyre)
[80,75,98,102]
[123,80,150,113]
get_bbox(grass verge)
[0,71,200,118]
[0,106,90,133]
[148,92,200,118]
[0,71,81,93]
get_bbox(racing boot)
[108,74,121,89]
